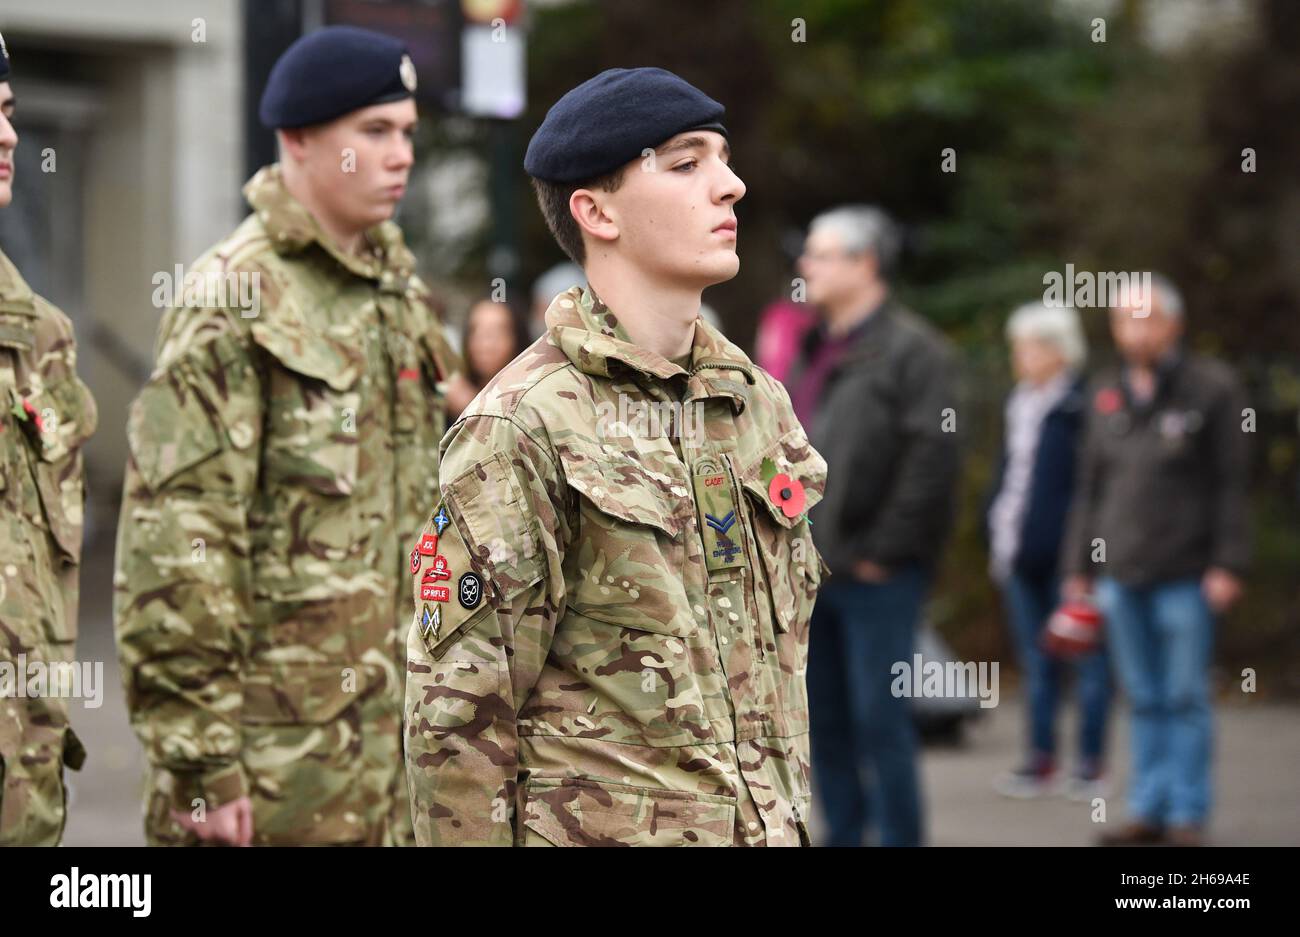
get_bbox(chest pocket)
[2,368,96,647]
[27,375,97,566]
[739,428,828,635]
[556,440,696,638]
[252,319,366,497]
[385,329,436,435]
[417,327,451,447]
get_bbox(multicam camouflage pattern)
[405,286,828,846]
[0,247,95,845]
[114,165,457,845]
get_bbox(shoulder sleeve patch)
[409,451,545,659]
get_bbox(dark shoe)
[1166,825,1204,847]
[1097,821,1166,846]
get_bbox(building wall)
[2,0,244,516]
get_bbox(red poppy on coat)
[1094,387,1123,415]
[22,399,44,433]
[767,473,806,519]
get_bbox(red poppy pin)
[1094,387,1122,415]
[13,397,44,432]
[759,456,812,523]
[767,473,806,519]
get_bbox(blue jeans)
[1095,577,1214,826]
[808,566,928,847]
[1002,572,1111,770]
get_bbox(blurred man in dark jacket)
[986,302,1111,801]
[1062,275,1250,847]
[789,205,960,846]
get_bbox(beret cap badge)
[399,54,417,93]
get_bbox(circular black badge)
[458,572,483,609]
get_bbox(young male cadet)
[404,67,829,847]
[115,26,459,846]
[0,30,97,847]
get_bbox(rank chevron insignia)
[705,510,736,535]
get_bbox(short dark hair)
[529,167,626,266]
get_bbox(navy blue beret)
[524,67,727,183]
[259,26,417,129]
[0,31,11,81]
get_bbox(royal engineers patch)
[693,458,747,574]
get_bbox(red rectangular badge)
[421,584,450,602]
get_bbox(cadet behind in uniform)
[0,32,97,846]
[114,26,459,846]
[403,67,828,847]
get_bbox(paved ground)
[910,692,1300,847]
[60,532,1300,846]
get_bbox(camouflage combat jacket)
[404,286,828,846]
[0,247,95,845]
[114,165,457,845]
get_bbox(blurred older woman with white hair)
[986,302,1112,800]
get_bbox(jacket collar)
[789,297,896,388]
[0,249,38,353]
[837,296,896,362]
[243,163,417,287]
[545,286,755,413]
[0,247,37,317]
[1121,345,1185,410]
